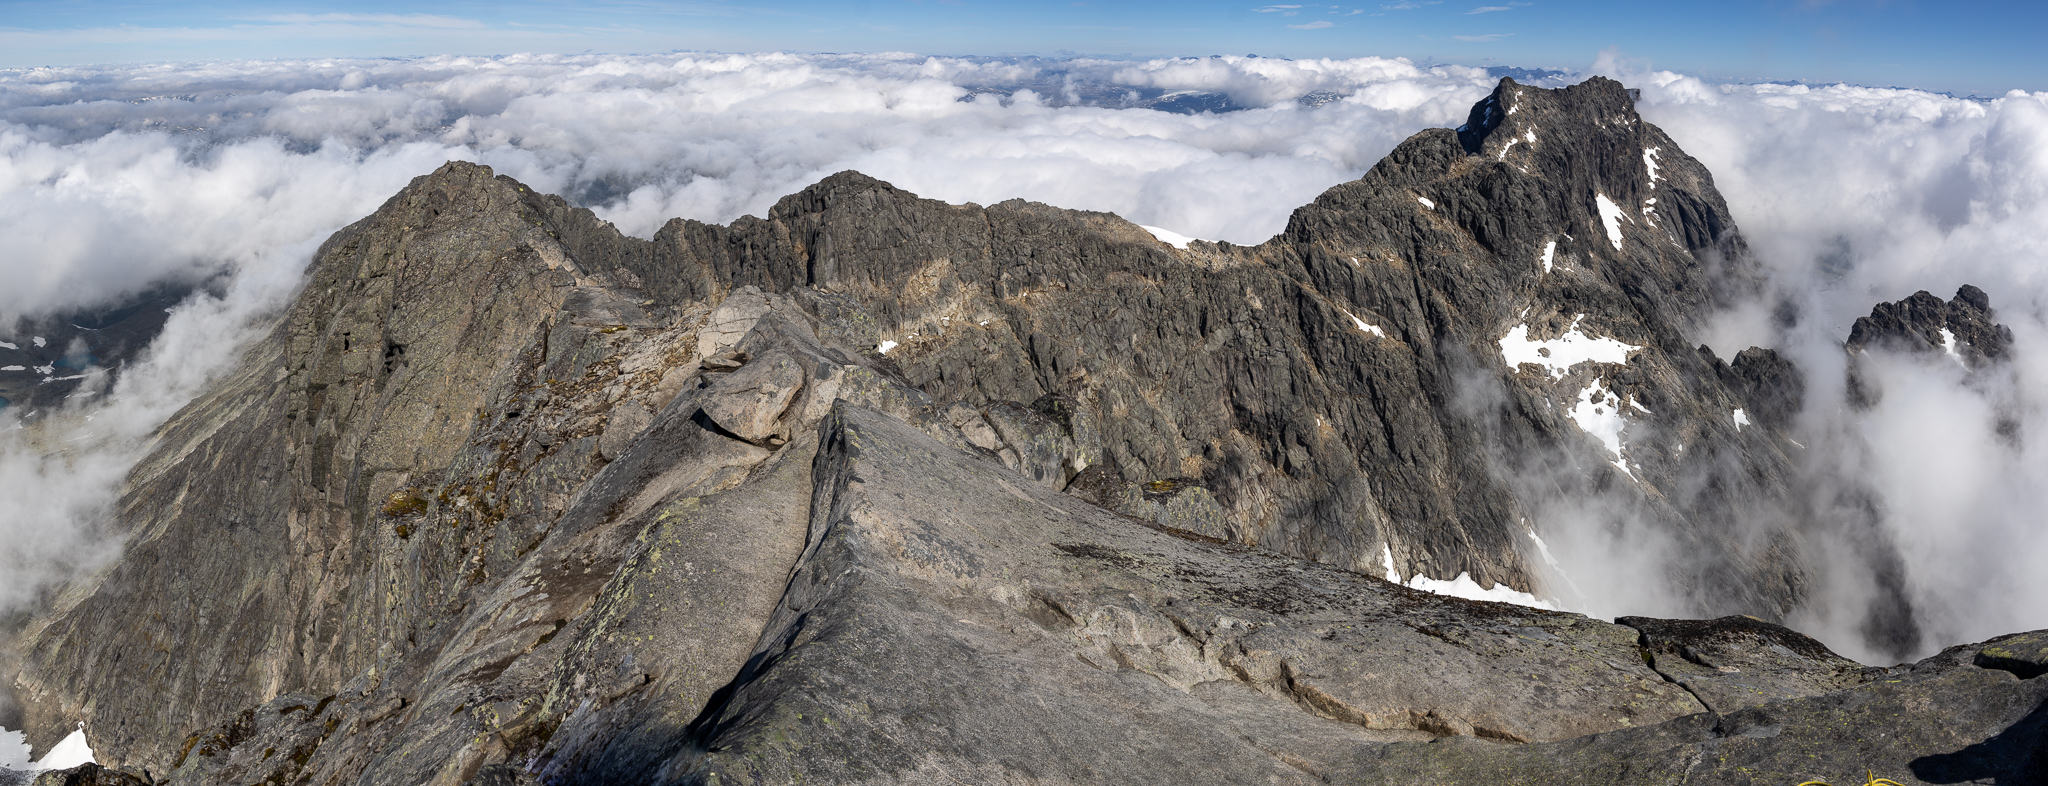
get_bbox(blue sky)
[0,1,2039,96]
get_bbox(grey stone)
[672,402,1705,784]
[697,350,804,444]
[1974,631,2048,679]
[28,764,150,786]
[1618,614,1874,714]
[597,400,652,460]
[692,287,773,360]
[1345,654,2048,785]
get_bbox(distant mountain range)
[954,63,1571,113]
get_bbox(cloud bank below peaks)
[1624,65,2048,662]
[0,53,1524,323]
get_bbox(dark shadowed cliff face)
[6,77,2040,785]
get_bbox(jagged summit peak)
[402,158,522,199]
[1449,76,1675,215]
[767,169,926,220]
[1456,76,1640,155]
[1848,284,2012,365]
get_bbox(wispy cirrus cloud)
[246,13,487,28]
[1380,0,1441,9]
[1464,5,1511,13]
[1260,3,1367,20]
[0,13,555,56]
[1450,32,1511,41]
[1289,20,1336,28]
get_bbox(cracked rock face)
[1618,614,1874,715]
[4,77,2044,785]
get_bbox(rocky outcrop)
[10,161,630,770]
[1618,614,1872,714]
[28,763,151,786]
[1846,285,2017,417]
[1702,346,1804,432]
[5,77,2040,784]
[1848,284,2011,366]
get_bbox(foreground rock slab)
[676,402,1700,783]
[658,404,2047,785]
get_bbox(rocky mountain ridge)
[4,76,2041,784]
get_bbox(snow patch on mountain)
[0,723,95,772]
[1569,377,1638,479]
[1405,571,1559,610]
[1140,225,1197,249]
[1499,315,1641,379]
[1384,542,1556,609]
[1595,193,1629,250]
[1938,327,1965,364]
[1343,308,1387,339]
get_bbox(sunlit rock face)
[6,77,2042,785]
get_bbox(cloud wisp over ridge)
[1,52,2045,664]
